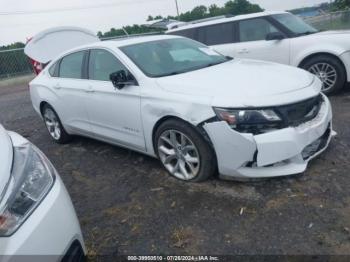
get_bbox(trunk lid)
[24,26,100,64]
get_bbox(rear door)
[230,17,291,64]
[50,50,92,134]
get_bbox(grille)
[276,94,323,127]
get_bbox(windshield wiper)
[158,71,182,77]
[296,31,317,37]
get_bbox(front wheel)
[302,55,346,95]
[155,119,216,182]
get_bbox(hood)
[25,26,100,64]
[0,125,13,198]
[156,59,319,107]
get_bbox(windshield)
[272,13,318,36]
[120,38,231,77]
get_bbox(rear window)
[59,51,85,79]
[168,28,197,40]
[48,62,58,77]
[197,22,236,45]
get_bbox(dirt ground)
[1,83,350,257]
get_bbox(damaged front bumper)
[203,94,334,179]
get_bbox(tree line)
[0,42,25,51]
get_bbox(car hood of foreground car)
[0,125,13,197]
[156,59,320,108]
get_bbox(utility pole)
[175,0,180,18]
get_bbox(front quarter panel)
[290,34,350,67]
[140,80,215,156]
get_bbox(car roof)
[73,34,180,51]
[167,11,289,33]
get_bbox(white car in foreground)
[0,125,85,260]
[26,30,333,182]
[167,11,350,94]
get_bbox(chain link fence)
[303,10,350,31]
[0,48,33,80]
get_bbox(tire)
[154,119,216,182]
[301,54,346,95]
[42,104,72,144]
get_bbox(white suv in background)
[0,125,85,260]
[167,11,350,94]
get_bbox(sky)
[0,0,329,46]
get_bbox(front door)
[84,49,145,151]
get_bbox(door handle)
[238,48,249,54]
[53,83,61,89]
[85,86,95,93]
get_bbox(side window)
[197,23,235,45]
[48,62,58,77]
[239,18,280,42]
[88,49,127,81]
[59,51,84,79]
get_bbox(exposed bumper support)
[203,94,333,179]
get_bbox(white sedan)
[0,125,85,260]
[167,11,350,94]
[27,33,333,181]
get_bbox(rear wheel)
[302,55,346,95]
[42,104,72,144]
[155,119,216,182]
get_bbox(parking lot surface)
[1,83,350,256]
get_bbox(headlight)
[213,108,282,133]
[0,143,55,236]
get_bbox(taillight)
[30,59,43,75]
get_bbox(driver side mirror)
[110,70,137,89]
[266,32,285,41]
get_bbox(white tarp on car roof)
[24,26,100,63]
[143,19,186,30]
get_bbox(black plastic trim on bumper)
[62,240,86,262]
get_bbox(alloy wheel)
[44,108,61,140]
[158,130,200,181]
[308,63,337,93]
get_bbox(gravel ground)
[1,83,350,257]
